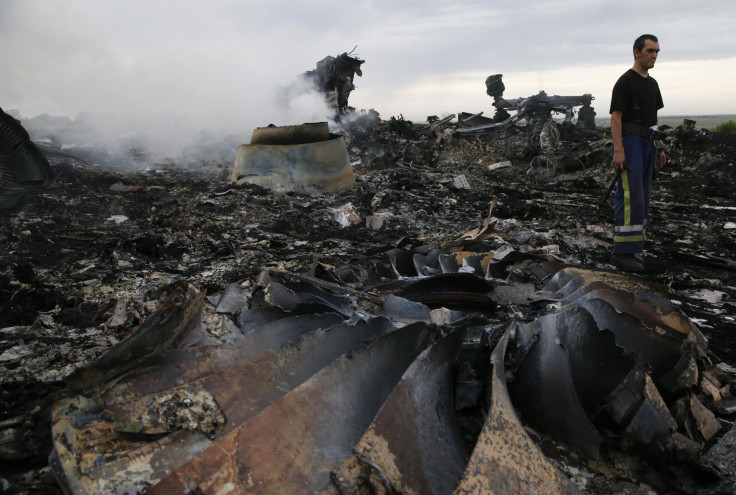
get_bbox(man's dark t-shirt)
[610,69,664,127]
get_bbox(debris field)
[1,107,736,494]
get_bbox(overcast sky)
[2,0,735,143]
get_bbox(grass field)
[597,114,736,131]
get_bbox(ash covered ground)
[1,111,736,494]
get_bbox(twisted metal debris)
[49,238,730,493]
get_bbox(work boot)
[610,254,644,273]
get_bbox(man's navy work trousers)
[613,132,655,255]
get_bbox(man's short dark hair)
[634,34,658,52]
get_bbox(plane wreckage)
[3,62,736,495]
[48,218,735,493]
[302,50,365,113]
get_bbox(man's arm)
[610,110,625,170]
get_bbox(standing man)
[609,34,668,272]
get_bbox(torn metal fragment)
[690,394,721,442]
[441,200,499,249]
[324,326,469,495]
[255,274,355,315]
[453,328,583,494]
[52,311,400,492]
[621,375,677,445]
[212,282,249,314]
[148,322,430,494]
[377,294,432,324]
[65,281,204,392]
[439,251,495,276]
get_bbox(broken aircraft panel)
[147,322,429,494]
[231,121,355,194]
[454,328,583,495]
[511,271,718,462]
[323,326,470,495]
[51,281,422,493]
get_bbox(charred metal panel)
[621,375,677,444]
[394,272,497,311]
[65,281,204,392]
[236,304,344,333]
[453,329,582,494]
[250,122,330,145]
[104,312,345,400]
[260,277,355,315]
[52,311,400,493]
[377,294,433,324]
[325,327,469,494]
[513,314,605,458]
[148,322,430,494]
[571,290,685,375]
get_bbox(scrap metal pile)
[1,110,736,494]
[46,260,733,494]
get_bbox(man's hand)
[612,149,626,170]
[657,149,667,167]
[610,110,625,170]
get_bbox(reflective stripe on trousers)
[613,132,654,254]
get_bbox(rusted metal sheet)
[324,327,469,495]
[50,398,213,495]
[148,321,430,494]
[548,268,701,345]
[250,121,330,145]
[570,290,685,374]
[66,281,204,392]
[104,312,345,400]
[232,123,354,195]
[453,329,582,494]
[103,316,398,434]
